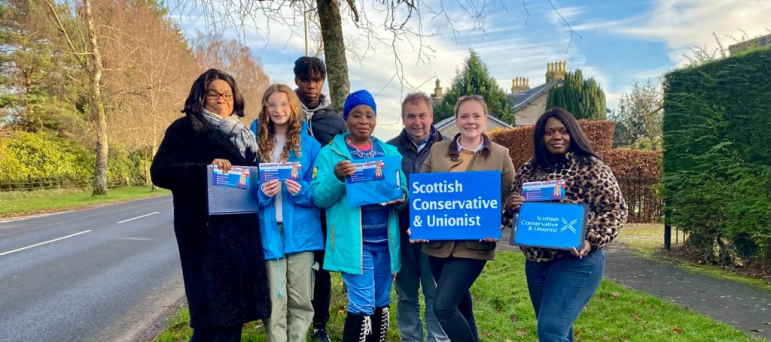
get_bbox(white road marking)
[117,212,160,224]
[0,230,92,256]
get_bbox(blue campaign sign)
[512,202,588,250]
[409,171,501,241]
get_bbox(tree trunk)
[316,0,349,113]
[84,0,109,196]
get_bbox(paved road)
[0,196,185,342]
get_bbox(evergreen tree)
[434,51,514,124]
[546,69,607,120]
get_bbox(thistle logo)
[560,218,578,234]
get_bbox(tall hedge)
[490,121,663,223]
[662,49,771,263]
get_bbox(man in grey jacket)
[387,92,449,342]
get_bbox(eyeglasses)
[206,90,234,101]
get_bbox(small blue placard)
[345,156,403,207]
[259,162,302,182]
[512,202,588,250]
[521,180,566,201]
[409,171,502,241]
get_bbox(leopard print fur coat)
[504,152,628,262]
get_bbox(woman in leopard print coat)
[504,107,627,342]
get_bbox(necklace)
[346,137,378,159]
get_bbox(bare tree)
[173,1,579,114]
[44,0,110,196]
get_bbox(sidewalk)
[499,229,771,340]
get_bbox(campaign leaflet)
[345,156,403,207]
[521,180,566,202]
[259,162,302,182]
[211,165,252,190]
[207,165,259,215]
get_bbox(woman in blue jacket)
[252,84,323,342]
[311,90,407,342]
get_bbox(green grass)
[616,224,771,293]
[153,252,765,342]
[0,186,170,217]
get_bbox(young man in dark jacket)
[293,56,346,342]
[387,92,449,342]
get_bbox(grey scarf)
[201,108,258,160]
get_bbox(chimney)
[432,79,443,101]
[511,77,530,93]
[545,61,567,83]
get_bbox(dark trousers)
[189,325,242,342]
[312,211,331,329]
[428,255,487,342]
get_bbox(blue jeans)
[342,242,392,315]
[395,242,449,342]
[525,249,605,342]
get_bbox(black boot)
[367,306,389,342]
[342,312,370,342]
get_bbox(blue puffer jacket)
[251,120,323,260]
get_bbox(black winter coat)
[308,107,346,146]
[151,114,270,328]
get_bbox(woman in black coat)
[151,69,270,341]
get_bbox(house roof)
[434,113,513,130]
[508,79,564,112]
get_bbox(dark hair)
[182,69,245,118]
[293,56,327,81]
[532,107,600,167]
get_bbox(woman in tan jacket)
[412,95,515,342]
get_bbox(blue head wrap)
[343,90,377,120]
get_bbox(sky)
[170,0,770,139]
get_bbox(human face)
[295,75,323,107]
[266,91,291,127]
[204,79,234,117]
[455,100,487,142]
[403,101,433,143]
[543,117,571,155]
[346,105,377,143]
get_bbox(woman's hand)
[211,158,232,173]
[261,179,281,197]
[385,189,407,206]
[285,179,301,195]
[407,228,429,243]
[480,237,499,242]
[505,194,526,213]
[334,160,356,181]
[570,239,591,259]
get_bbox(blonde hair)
[454,94,489,117]
[257,84,303,162]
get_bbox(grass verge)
[153,251,764,342]
[0,186,170,217]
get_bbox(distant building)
[728,33,771,55]
[507,61,567,125]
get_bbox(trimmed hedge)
[490,122,663,222]
[489,120,615,170]
[662,49,771,264]
[0,130,148,189]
